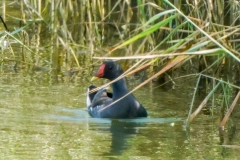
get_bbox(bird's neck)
[112,77,129,100]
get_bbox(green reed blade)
[111,14,178,52]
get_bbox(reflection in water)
[1,73,240,159]
[52,107,183,157]
[218,124,237,158]
[105,119,143,156]
[51,112,142,156]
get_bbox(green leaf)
[145,9,176,25]
[111,14,178,52]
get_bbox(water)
[1,1,240,159]
[0,72,239,159]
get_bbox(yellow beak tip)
[91,76,99,82]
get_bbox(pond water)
[0,1,240,159]
[0,71,239,159]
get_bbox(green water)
[0,72,239,159]
[0,1,239,159]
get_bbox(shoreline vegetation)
[0,0,240,130]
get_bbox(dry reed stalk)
[219,91,240,128]
[187,81,221,124]
[2,0,5,20]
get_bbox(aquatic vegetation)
[0,0,239,130]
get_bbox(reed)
[0,0,239,127]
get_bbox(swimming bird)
[86,60,147,118]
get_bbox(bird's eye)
[108,66,113,70]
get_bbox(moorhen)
[87,60,148,118]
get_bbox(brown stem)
[219,91,240,127]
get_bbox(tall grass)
[0,0,240,128]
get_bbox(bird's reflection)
[52,107,181,157]
[103,119,144,156]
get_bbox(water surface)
[0,72,239,159]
